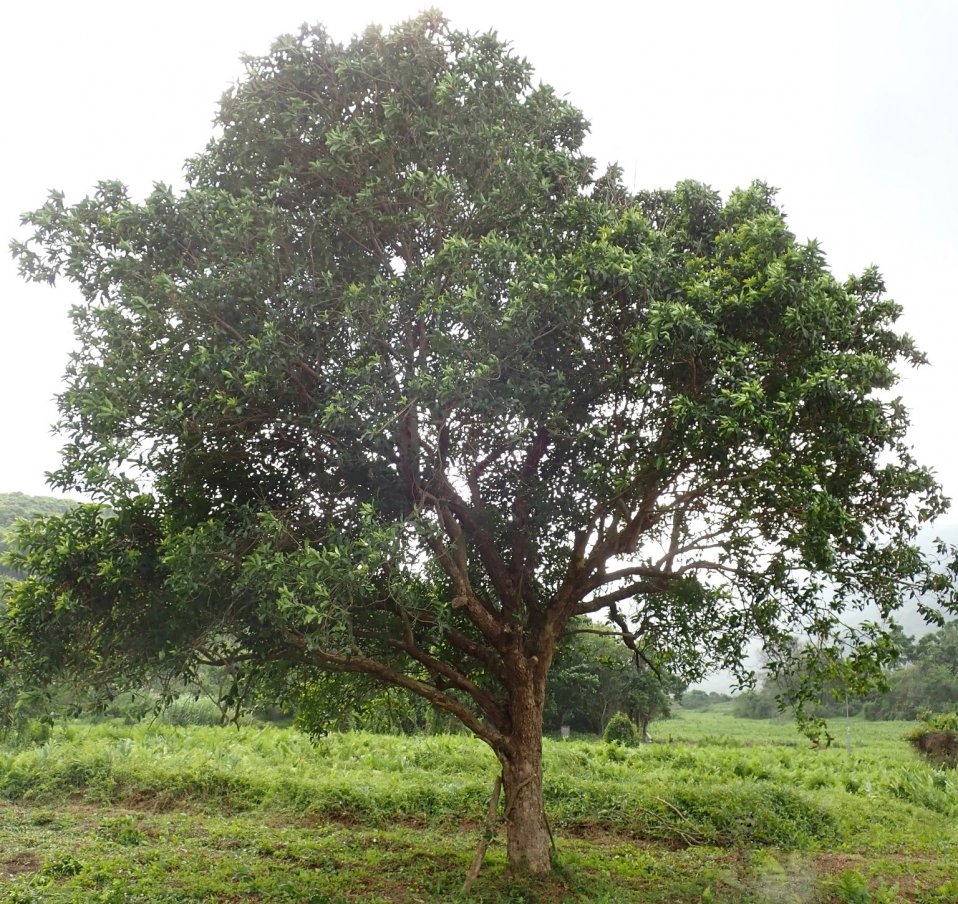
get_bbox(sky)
[2,0,957,532]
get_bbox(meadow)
[0,706,955,903]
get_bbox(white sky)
[2,0,956,531]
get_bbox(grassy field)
[0,707,955,902]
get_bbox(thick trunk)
[499,679,552,873]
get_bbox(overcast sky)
[2,0,956,533]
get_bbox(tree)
[0,494,76,735]
[863,621,958,720]
[679,690,732,710]
[731,688,781,720]
[628,665,681,740]
[913,620,958,673]
[4,13,956,873]
[545,621,684,735]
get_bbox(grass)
[0,707,955,902]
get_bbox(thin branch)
[562,627,631,638]
[584,563,675,594]
[430,470,517,608]
[417,530,507,648]
[675,559,744,577]
[607,602,663,681]
[462,774,502,894]
[466,442,514,502]
[508,425,550,613]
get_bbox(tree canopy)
[4,13,956,872]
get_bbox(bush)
[731,690,780,719]
[603,712,640,747]
[907,713,958,769]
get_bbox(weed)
[40,854,84,877]
[98,814,147,845]
[831,869,900,903]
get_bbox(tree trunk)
[499,680,552,874]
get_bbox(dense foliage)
[5,13,956,870]
[0,493,74,579]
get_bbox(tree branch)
[429,471,517,609]
[416,530,507,648]
[283,631,508,752]
[606,602,664,682]
[584,563,676,594]
[574,578,670,615]
[387,636,509,731]
[508,425,550,612]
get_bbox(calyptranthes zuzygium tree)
[5,13,956,873]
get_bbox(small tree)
[628,666,678,739]
[603,712,640,747]
[4,13,956,874]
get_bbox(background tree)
[0,493,76,738]
[4,13,956,873]
[733,621,955,723]
[679,689,733,711]
[628,666,683,740]
[545,620,684,736]
[863,621,958,720]
[732,689,782,720]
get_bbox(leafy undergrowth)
[0,711,955,901]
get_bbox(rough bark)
[499,669,552,874]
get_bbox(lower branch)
[283,631,508,752]
[388,637,509,731]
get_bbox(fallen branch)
[631,799,708,847]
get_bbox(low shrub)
[907,713,958,769]
[603,712,640,747]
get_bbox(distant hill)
[0,492,77,579]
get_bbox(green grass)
[0,708,955,902]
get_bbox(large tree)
[4,14,956,872]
